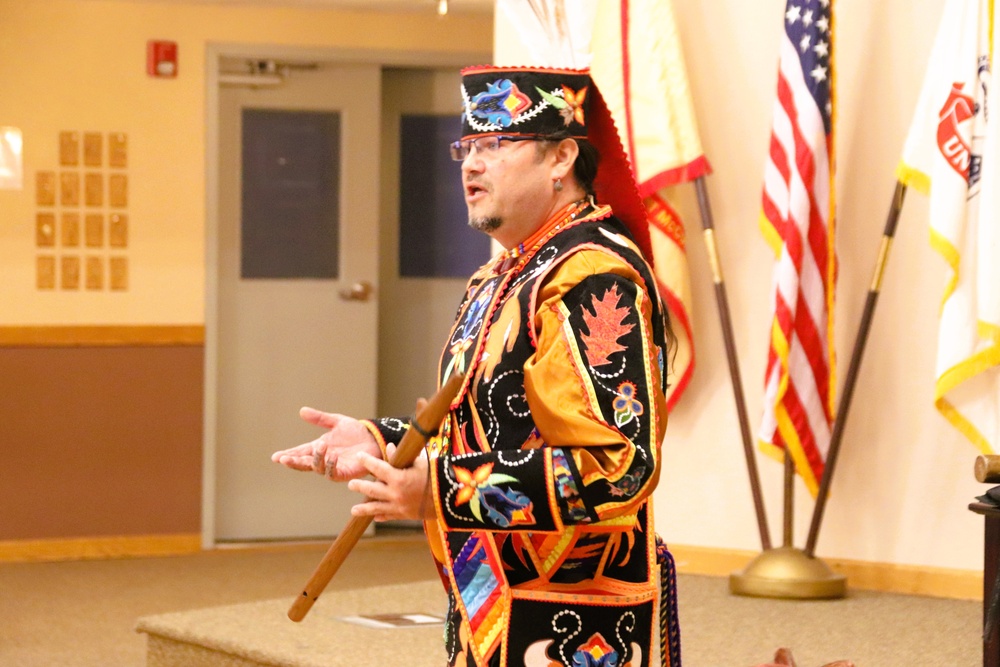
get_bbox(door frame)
[202,43,487,548]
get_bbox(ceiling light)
[437,0,448,16]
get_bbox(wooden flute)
[287,371,464,622]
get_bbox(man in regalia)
[273,65,680,667]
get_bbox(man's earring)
[554,178,563,192]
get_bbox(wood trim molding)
[0,535,981,600]
[0,534,202,562]
[669,543,982,601]
[0,325,205,347]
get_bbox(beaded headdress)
[459,65,653,265]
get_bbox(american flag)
[758,0,836,497]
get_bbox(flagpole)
[783,453,794,547]
[694,176,772,551]
[805,181,909,557]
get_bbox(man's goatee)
[469,216,502,233]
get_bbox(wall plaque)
[109,213,128,248]
[84,132,102,167]
[85,173,103,207]
[85,214,104,247]
[110,256,128,290]
[59,131,79,166]
[36,213,55,247]
[60,172,79,206]
[37,256,55,290]
[36,171,56,206]
[109,174,127,207]
[85,256,104,290]
[61,212,80,247]
[61,256,80,290]
[109,133,127,168]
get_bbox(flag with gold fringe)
[897,0,998,454]
[590,0,710,411]
[758,0,837,497]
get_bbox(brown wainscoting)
[0,534,202,563]
[0,325,204,347]
[0,329,204,542]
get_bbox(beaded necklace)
[445,197,596,407]
[493,198,592,274]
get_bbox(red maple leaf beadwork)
[580,285,634,367]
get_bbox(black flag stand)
[805,181,908,556]
[693,177,772,552]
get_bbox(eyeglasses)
[449,135,536,161]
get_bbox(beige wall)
[493,0,984,578]
[0,0,491,325]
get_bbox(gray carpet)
[676,574,979,666]
[0,533,982,666]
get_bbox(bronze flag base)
[729,546,847,599]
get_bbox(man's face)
[461,138,555,247]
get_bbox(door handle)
[339,280,373,302]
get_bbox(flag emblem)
[936,82,976,179]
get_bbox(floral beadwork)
[454,463,494,506]
[537,85,587,126]
[452,462,535,527]
[444,279,497,379]
[467,79,532,127]
[612,381,644,427]
[572,632,619,667]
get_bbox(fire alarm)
[147,40,178,78]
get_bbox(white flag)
[897,0,999,453]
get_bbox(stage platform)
[136,580,448,667]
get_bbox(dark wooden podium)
[970,501,1000,667]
